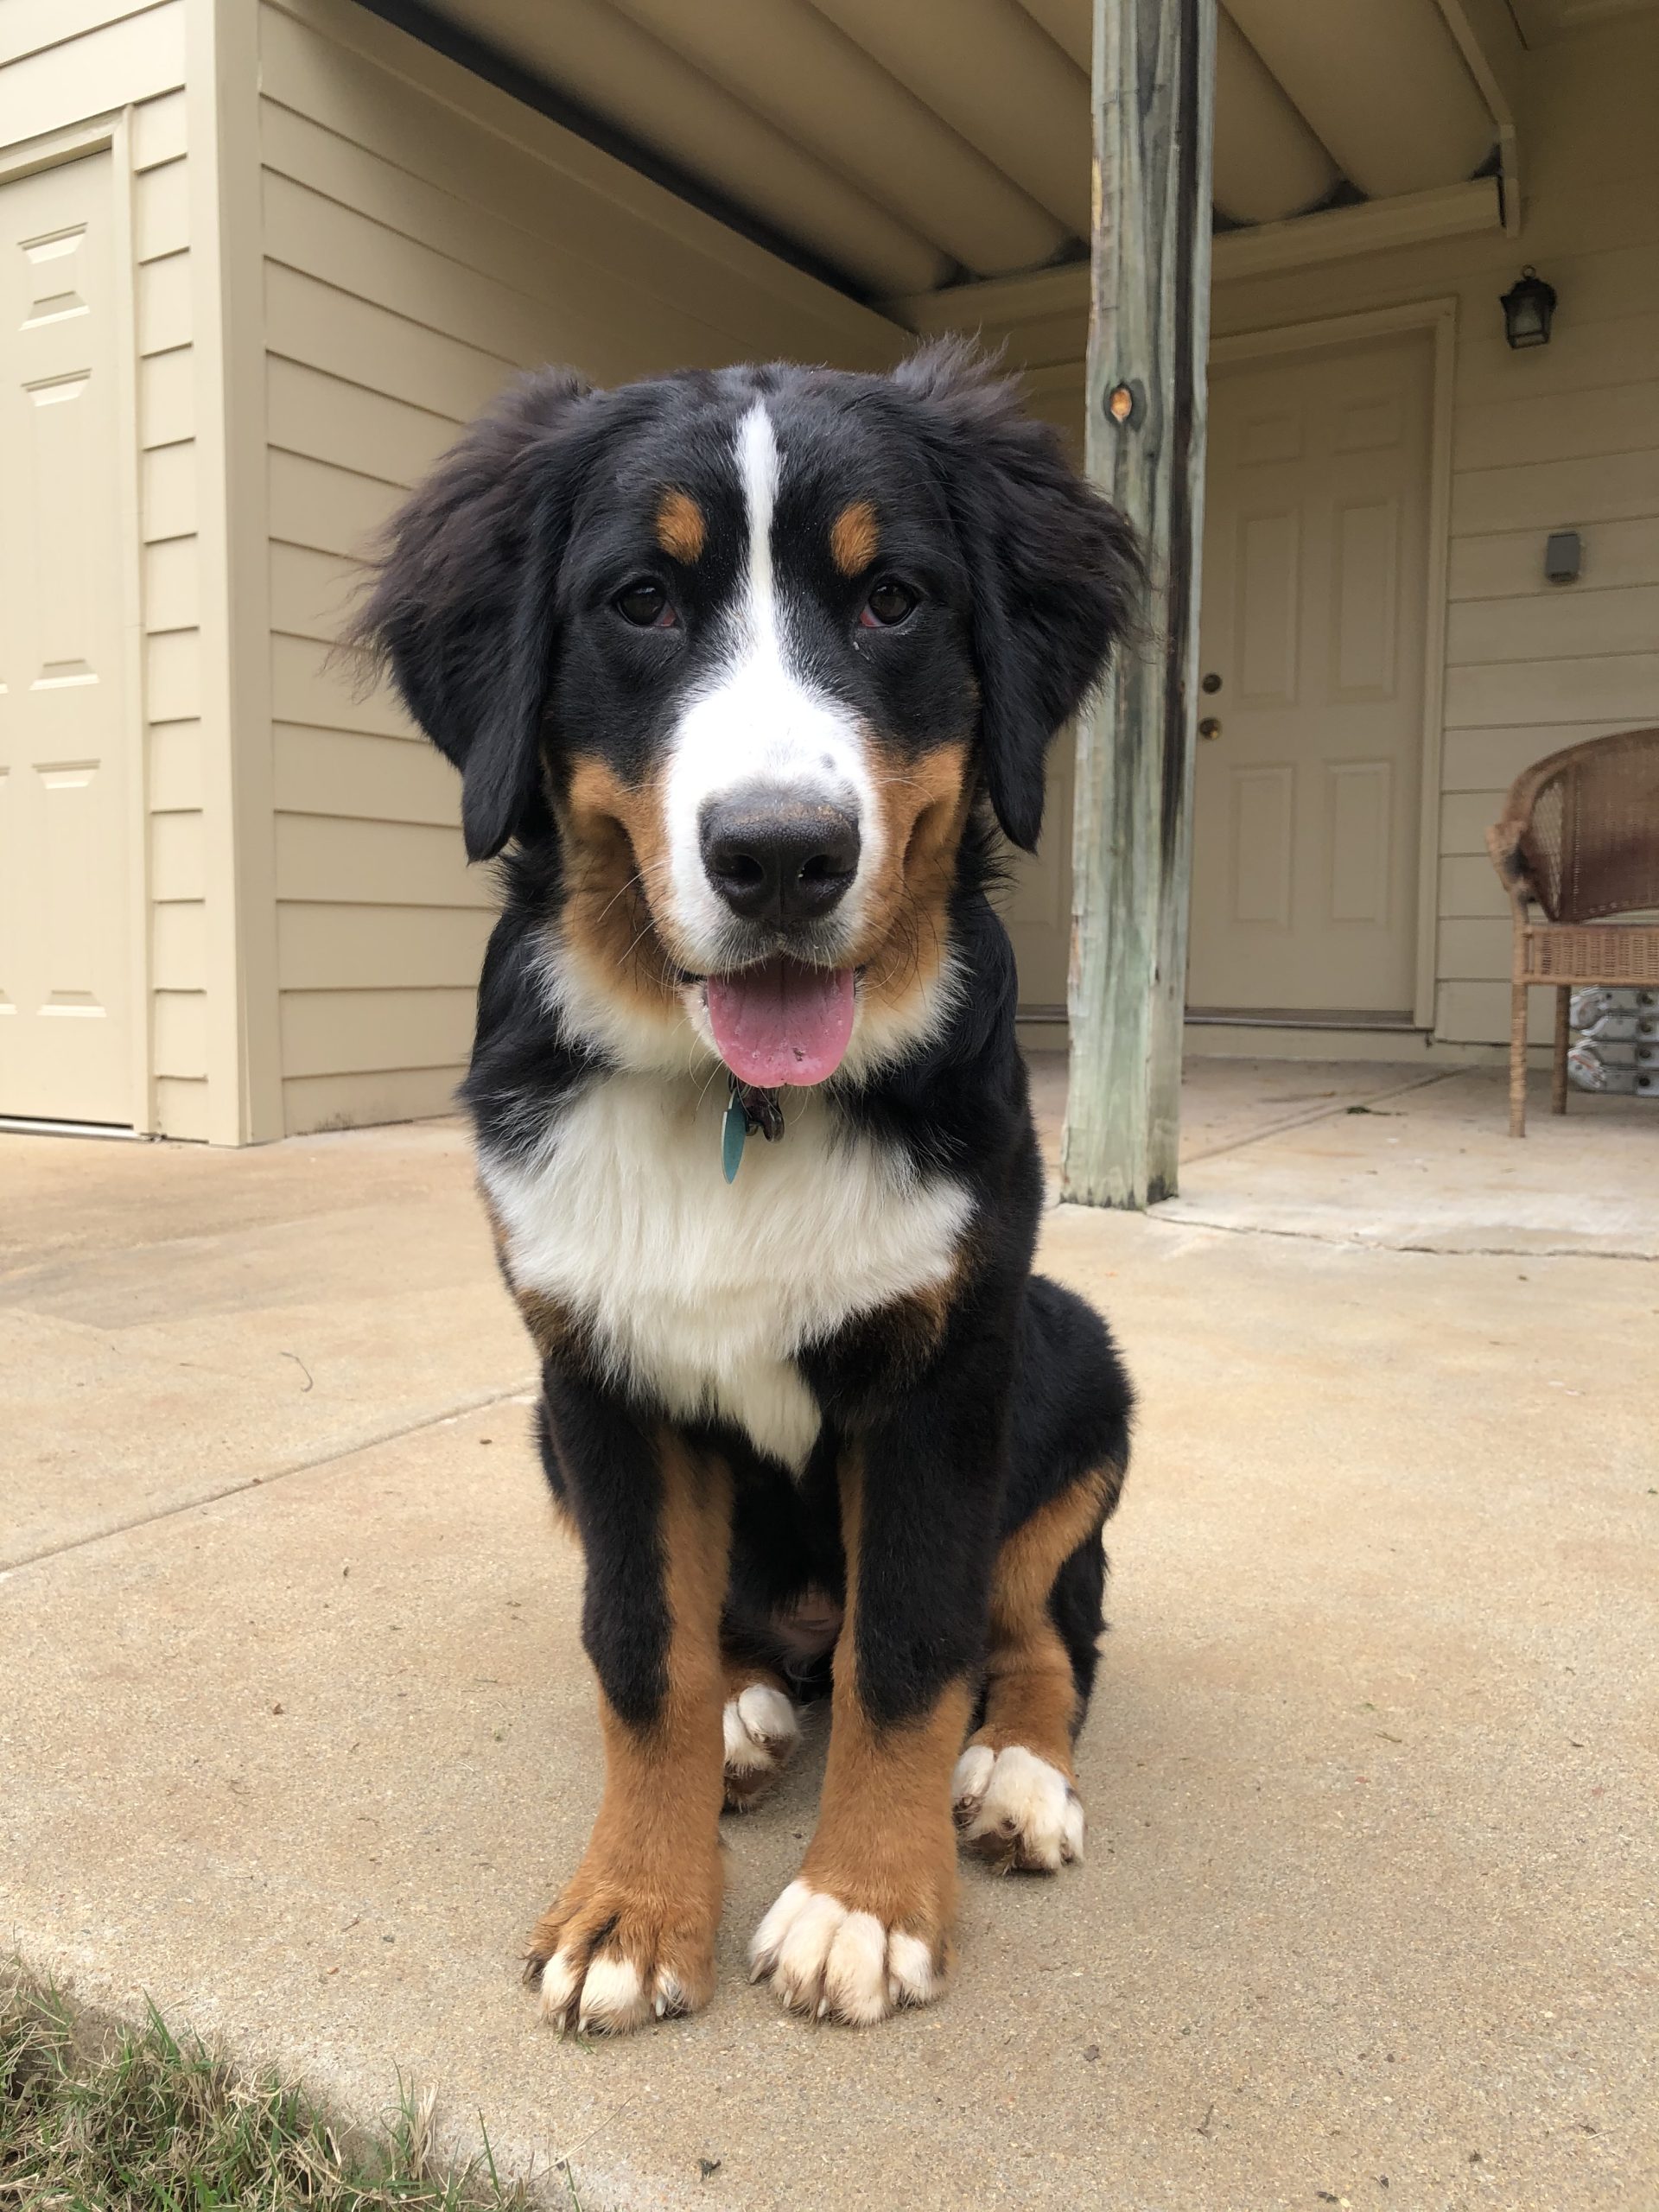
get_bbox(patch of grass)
[0,1968,542,2210]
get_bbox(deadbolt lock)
[1201,672,1223,694]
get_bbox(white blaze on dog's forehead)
[735,398,780,631]
[658,398,885,966]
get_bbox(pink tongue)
[706,959,856,1087]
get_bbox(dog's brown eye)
[615,580,675,628]
[860,580,915,629]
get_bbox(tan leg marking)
[978,1466,1113,1771]
[953,1465,1116,1873]
[527,1440,731,2033]
[751,1457,968,2024]
[720,1658,801,1812]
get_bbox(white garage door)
[0,149,135,1127]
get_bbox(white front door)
[1187,330,1433,1020]
[0,150,134,1125]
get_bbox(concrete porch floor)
[2,1059,1655,2210]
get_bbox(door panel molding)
[1236,508,1301,705]
[1211,297,1457,1032]
[1326,760,1393,927]
[1331,496,1400,701]
[1230,763,1295,928]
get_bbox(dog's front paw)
[722,1682,801,1811]
[526,1874,717,2035]
[951,1741,1084,1872]
[748,1878,946,2026]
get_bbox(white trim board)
[1211,179,1502,281]
[886,181,1501,334]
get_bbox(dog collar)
[721,1077,785,1183]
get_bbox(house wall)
[0,1,215,1137]
[906,8,1659,1056]
[250,0,903,1138]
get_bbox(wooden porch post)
[1061,0,1216,1209]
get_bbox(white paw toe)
[952,1744,1084,1872]
[951,1741,995,1814]
[572,1953,650,2035]
[722,1684,801,1805]
[749,1879,942,2026]
[538,1948,690,2035]
[537,1947,584,2028]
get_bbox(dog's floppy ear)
[893,340,1141,853]
[348,370,600,861]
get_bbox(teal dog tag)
[721,1089,748,1183]
[721,1078,784,1182]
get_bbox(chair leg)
[1509,981,1529,1137]
[1552,987,1570,1116]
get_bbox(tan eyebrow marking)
[655,489,706,563]
[830,499,879,576]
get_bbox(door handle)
[1198,717,1223,741]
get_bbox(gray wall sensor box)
[1545,530,1582,583]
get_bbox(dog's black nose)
[701,795,861,924]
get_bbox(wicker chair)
[1486,728,1659,1135]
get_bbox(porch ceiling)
[1511,0,1659,37]
[416,0,1519,300]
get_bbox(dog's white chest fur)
[480,1076,972,1468]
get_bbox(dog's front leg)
[527,1379,730,2034]
[750,1373,1005,2026]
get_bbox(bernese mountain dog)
[352,341,1139,2034]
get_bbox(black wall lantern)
[1500,266,1557,349]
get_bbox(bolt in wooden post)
[1062,0,1216,1209]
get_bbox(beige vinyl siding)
[0,0,183,139]
[132,79,209,1136]
[0,4,210,1134]
[256,0,903,1136]
[910,10,1659,1054]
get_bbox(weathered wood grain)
[1062,0,1216,1208]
